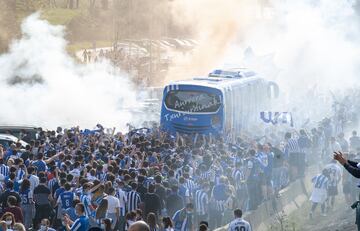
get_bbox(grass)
[14,1,113,54]
[268,195,355,231]
[268,201,313,231]
[41,8,82,25]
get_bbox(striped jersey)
[200,171,213,182]
[325,163,342,187]
[228,218,252,231]
[0,165,9,177]
[80,193,93,217]
[285,138,300,154]
[214,200,226,212]
[93,194,106,207]
[175,169,182,180]
[126,190,141,212]
[48,178,58,194]
[172,209,192,231]
[185,179,197,195]
[16,169,25,181]
[194,189,208,215]
[96,171,106,182]
[116,188,127,216]
[312,174,329,190]
[232,168,245,190]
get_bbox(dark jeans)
[34,204,55,228]
[118,215,125,231]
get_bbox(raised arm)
[334,151,360,178]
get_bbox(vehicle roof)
[0,133,22,141]
[0,133,18,140]
[0,125,38,129]
[166,68,265,91]
[0,133,29,146]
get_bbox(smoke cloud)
[0,13,141,130]
[240,0,360,123]
[164,0,257,82]
[166,0,360,124]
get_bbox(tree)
[89,0,96,9]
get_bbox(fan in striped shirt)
[79,183,96,218]
[0,159,9,177]
[183,173,197,196]
[194,183,209,224]
[232,163,245,191]
[126,183,141,213]
[285,132,301,180]
[48,177,58,195]
[309,169,330,218]
[199,166,213,183]
[232,163,247,207]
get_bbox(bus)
[160,68,279,139]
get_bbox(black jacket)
[344,160,360,178]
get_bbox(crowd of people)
[0,101,357,231]
[309,128,360,219]
[0,119,338,231]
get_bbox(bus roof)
[166,68,265,91]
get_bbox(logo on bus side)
[184,117,198,121]
[164,112,185,122]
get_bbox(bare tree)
[89,0,96,8]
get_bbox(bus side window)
[243,84,250,130]
[240,87,245,132]
[233,86,237,133]
[235,86,241,134]
[225,89,232,134]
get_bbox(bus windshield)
[165,90,221,113]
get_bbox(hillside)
[0,0,190,53]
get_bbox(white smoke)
[220,0,360,125]
[0,13,142,130]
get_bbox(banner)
[260,111,294,127]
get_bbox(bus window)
[225,88,232,134]
[165,90,221,113]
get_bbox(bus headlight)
[211,115,220,126]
